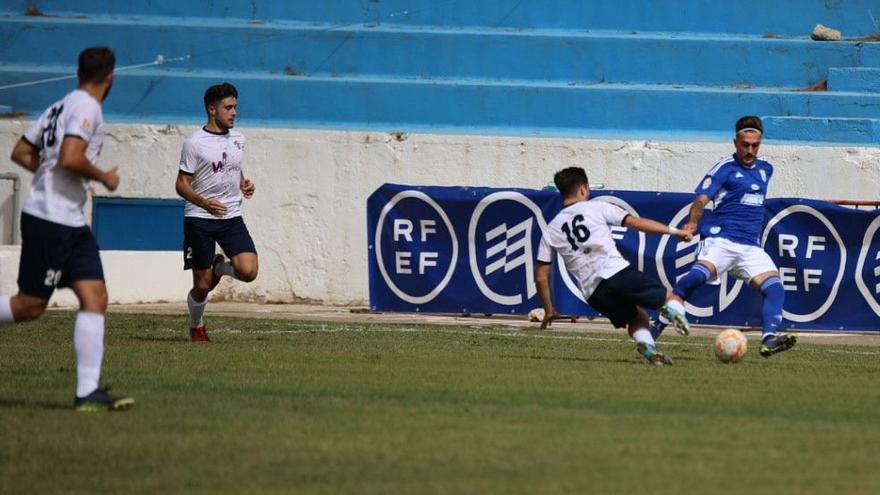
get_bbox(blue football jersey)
[694,154,773,246]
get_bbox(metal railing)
[0,172,20,244]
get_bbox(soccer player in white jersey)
[1,47,134,411]
[175,83,258,342]
[535,167,692,365]
[651,116,796,357]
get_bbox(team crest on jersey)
[759,169,767,182]
[234,140,244,150]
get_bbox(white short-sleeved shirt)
[537,200,631,300]
[22,89,104,227]
[179,128,246,219]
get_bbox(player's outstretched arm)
[175,172,227,217]
[10,138,41,173]
[624,216,692,242]
[683,194,710,234]
[58,136,118,190]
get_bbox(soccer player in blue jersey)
[652,116,796,357]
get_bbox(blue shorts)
[587,266,667,328]
[18,213,104,300]
[183,216,256,271]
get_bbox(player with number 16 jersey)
[534,167,692,365]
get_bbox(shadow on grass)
[499,354,633,364]
[0,398,69,410]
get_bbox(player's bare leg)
[213,252,258,283]
[5,293,49,322]
[651,260,716,339]
[69,279,133,411]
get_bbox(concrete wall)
[1,120,879,306]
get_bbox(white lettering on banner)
[778,234,798,258]
[394,219,413,242]
[854,215,880,317]
[761,205,846,323]
[780,267,797,291]
[420,252,438,275]
[656,203,744,318]
[420,220,436,242]
[806,236,826,259]
[395,252,412,274]
[468,191,583,305]
[803,269,822,292]
[375,190,458,305]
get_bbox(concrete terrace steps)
[763,116,880,144]
[6,0,880,37]
[2,65,880,139]
[1,16,878,89]
[828,67,880,92]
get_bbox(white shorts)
[696,237,777,283]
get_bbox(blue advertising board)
[368,184,880,331]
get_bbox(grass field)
[1,312,879,494]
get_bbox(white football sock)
[74,311,105,398]
[666,299,686,315]
[0,295,14,324]
[632,328,656,347]
[187,291,207,327]
[215,260,236,278]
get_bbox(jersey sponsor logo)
[656,203,744,318]
[854,215,880,317]
[468,192,547,306]
[761,205,846,322]
[740,193,765,206]
[374,190,457,305]
[211,152,227,173]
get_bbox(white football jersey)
[537,200,631,300]
[179,128,246,219]
[22,89,104,227]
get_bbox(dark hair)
[204,82,239,111]
[735,115,763,134]
[553,167,589,198]
[77,47,115,84]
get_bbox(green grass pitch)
[1,312,879,494]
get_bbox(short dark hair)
[78,47,115,84]
[553,167,589,198]
[735,115,763,134]
[204,82,239,111]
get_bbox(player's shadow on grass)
[131,335,189,342]
[0,398,69,410]
[499,354,633,364]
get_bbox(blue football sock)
[760,276,784,341]
[672,263,712,300]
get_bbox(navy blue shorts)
[18,213,104,300]
[587,266,667,328]
[183,216,256,270]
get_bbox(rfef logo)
[374,190,457,305]
[762,205,845,322]
[855,215,880,317]
[468,191,547,307]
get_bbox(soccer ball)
[714,329,748,363]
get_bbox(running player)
[175,82,258,342]
[2,47,134,411]
[651,116,796,357]
[535,167,691,365]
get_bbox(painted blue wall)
[1,1,878,143]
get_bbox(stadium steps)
[3,64,880,141]
[8,0,880,37]
[1,16,878,89]
[828,67,880,92]
[0,1,878,144]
